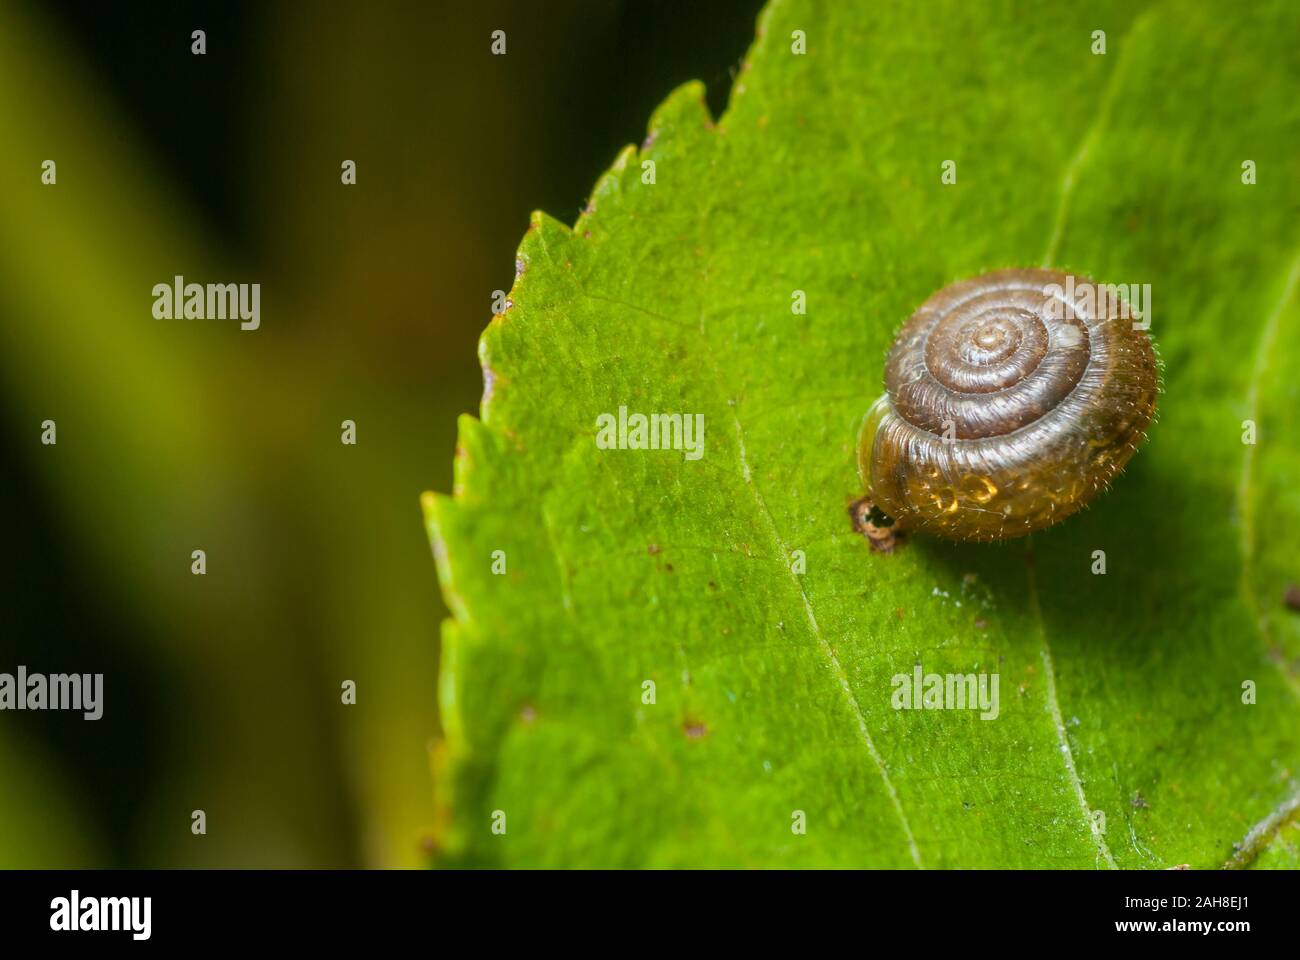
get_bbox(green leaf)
[425,0,1300,867]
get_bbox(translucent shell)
[859,269,1157,542]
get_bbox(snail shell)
[859,269,1157,542]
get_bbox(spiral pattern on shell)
[859,268,1158,542]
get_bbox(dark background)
[0,0,763,867]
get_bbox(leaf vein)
[723,399,925,868]
[1236,245,1300,700]
[1026,552,1118,868]
[1224,782,1300,869]
[1041,8,1155,266]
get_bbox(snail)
[856,268,1157,546]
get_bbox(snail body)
[859,269,1157,542]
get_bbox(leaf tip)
[646,80,715,141]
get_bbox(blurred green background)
[0,0,761,867]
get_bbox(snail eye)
[859,269,1157,544]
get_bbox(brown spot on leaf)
[683,720,707,739]
[1284,583,1300,611]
